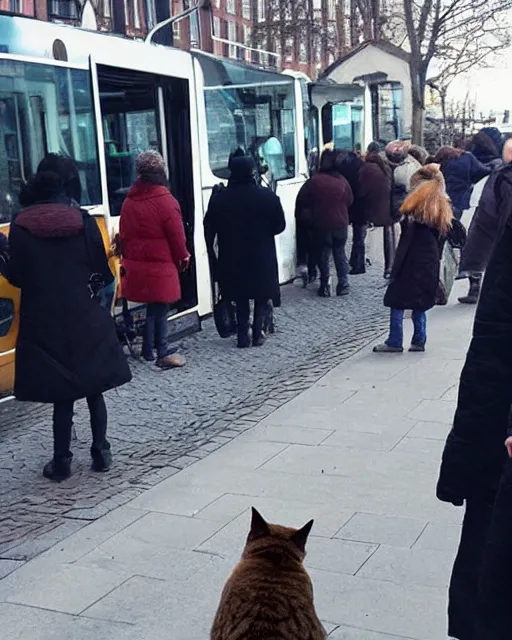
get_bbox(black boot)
[91,442,112,472]
[236,300,251,348]
[318,278,332,297]
[43,455,72,482]
[252,300,269,347]
[458,275,481,304]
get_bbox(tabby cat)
[211,507,326,640]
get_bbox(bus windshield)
[0,60,101,222]
[197,54,296,181]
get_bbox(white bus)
[0,14,308,398]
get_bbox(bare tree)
[403,0,512,144]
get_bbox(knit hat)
[385,140,410,163]
[136,150,166,178]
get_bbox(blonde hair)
[400,163,453,235]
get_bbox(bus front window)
[199,55,297,181]
[0,60,101,222]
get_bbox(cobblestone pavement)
[0,266,390,568]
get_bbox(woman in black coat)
[373,164,452,353]
[437,163,512,640]
[1,155,131,482]
[204,155,286,348]
[337,151,366,275]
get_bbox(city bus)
[0,13,308,399]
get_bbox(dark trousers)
[296,219,318,280]
[448,493,496,640]
[316,227,349,288]
[236,299,271,341]
[349,224,367,273]
[53,394,109,461]
[144,302,169,359]
[383,224,397,276]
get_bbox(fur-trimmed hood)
[15,203,84,238]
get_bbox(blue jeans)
[387,309,427,348]
[143,302,169,359]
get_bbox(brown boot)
[156,353,186,369]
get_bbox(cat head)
[243,507,314,562]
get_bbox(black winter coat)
[459,164,506,275]
[204,173,286,304]
[337,153,365,226]
[383,218,441,312]
[442,152,490,214]
[4,203,131,403]
[480,457,512,640]
[436,172,512,505]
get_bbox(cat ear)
[292,519,314,552]
[248,507,269,541]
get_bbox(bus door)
[95,65,197,315]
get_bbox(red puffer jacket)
[120,181,189,304]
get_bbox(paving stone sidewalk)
[0,263,391,561]
[0,280,474,639]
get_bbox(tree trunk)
[440,88,447,145]
[411,104,425,145]
[409,56,426,145]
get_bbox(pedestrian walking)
[373,164,453,353]
[468,126,503,169]
[204,154,285,348]
[383,141,421,278]
[437,160,512,640]
[434,146,490,220]
[457,137,512,304]
[119,150,190,368]
[295,149,353,297]
[0,154,131,482]
[358,143,393,253]
[337,151,366,275]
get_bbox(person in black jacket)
[0,154,132,482]
[437,162,512,640]
[458,137,512,304]
[337,151,366,275]
[373,164,453,353]
[204,154,285,348]
[479,441,512,640]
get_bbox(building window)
[103,0,111,19]
[244,25,251,46]
[213,15,221,36]
[226,0,236,14]
[257,0,265,22]
[190,12,200,45]
[227,20,237,58]
[48,0,79,19]
[299,41,308,65]
[242,0,251,19]
[9,0,21,12]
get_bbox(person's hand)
[180,255,191,272]
[505,436,512,458]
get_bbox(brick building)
[0,0,353,78]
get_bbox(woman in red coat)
[120,151,190,368]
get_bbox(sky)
[449,48,512,118]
